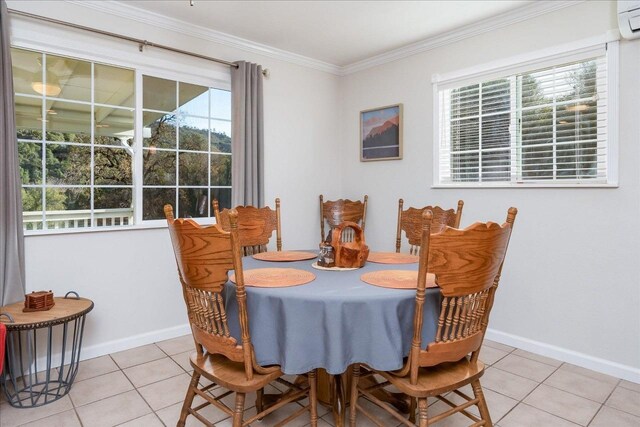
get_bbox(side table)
[0,292,93,408]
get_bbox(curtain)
[231,61,264,207]
[0,0,25,306]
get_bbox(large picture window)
[435,43,615,186]
[11,48,231,232]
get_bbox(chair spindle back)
[319,195,368,243]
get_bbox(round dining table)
[223,250,442,426]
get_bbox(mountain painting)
[360,104,402,161]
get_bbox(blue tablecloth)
[223,252,441,375]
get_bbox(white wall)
[8,1,341,357]
[338,1,640,380]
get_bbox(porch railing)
[23,208,134,231]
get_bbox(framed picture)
[360,103,403,161]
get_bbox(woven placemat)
[230,268,316,287]
[367,252,419,264]
[311,262,359,272]
[360,270,437,289]
[253,251,318,262]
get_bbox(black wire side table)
[0,292,93,408]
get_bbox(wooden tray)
[311,262,360,272]
[252,251,318,262]
[361,270,437,289]
[230,268,315,288]
[367,252,419,264]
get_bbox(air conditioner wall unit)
[618,0,640,39]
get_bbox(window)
[435,42,616,186]
[11,48,231,232]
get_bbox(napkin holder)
[331,222,369,268]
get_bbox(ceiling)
[122,1,533,66]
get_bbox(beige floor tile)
[493,354,557,382]
[512,349,563,367]
[443,385,518,423]
[428,400,480,426]
[69,370,133,407]
[481,367,539,400]
[123,357,184,388]
[479,345,509,365]
[138,373,192,410]
[155,396,230,427]
[18,409,81,427]
[75,390,151,427]
[499,403,579,427]
[257,402,315,427]
[171,350,194,372]
[523,384,600,426]
[619,380,640,393]
[589,405,640,427]
[210,406,257,427]
[156,334,195,356]
[484,340,515,353]
[117,412,165,426]
[0,396,73,427]
[544,369,617,403]
[110,344,166,369]
[558,364,619,385]
[59,355,119,383]
[605,386,640,417]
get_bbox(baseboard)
[486,328,640,384]
[79,323,192,362]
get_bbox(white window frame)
[432,32,619,188]
[10,15,232,235]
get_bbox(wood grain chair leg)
[232,392,246,427]
[408,396,417,424]
[349,364,360,427]
[256,387,264,420]
[309,369,318,426]
[472,380,493,427]
[417,397,429,427]
[178,371,201,427]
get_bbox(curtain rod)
[8,8,269,76]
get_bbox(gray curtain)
[231,61,264,207]
[0,0,26,306]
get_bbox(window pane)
[46,101,91,143]
[522,146,553,179]
[18,142,42,185]
[452,152,479,182]
[481,79,510,114]
[94,188,133,227]
[95,107,135,146]
[143,149,176,185]
[16,96,43,140]
[22,188,43,230]
[179,116,209,151]
[520,73,551,108]
[95,64,134,107]
[47,54,91,102]
[481,150,510,181]
[143,188,176,220]
[95,147,133,185]
[212,188,231,210]
[12,48,42,96]
[211,154,231,186]
[211,120,231,153]
[481,113,510,149]
[46,144,91,185]
[143,76,176,112]
[521,107,552,146]
[211,89,231,120]
[45,187,91,229]
[557,102,597,143]
[178,188,208,218]
[451,118,478,152]
[451,84,479,119]
[143,111,176,149]
[179,82,208,117]
[179,152,208,186]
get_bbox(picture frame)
[360,103,403,161]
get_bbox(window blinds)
[437,49,609,185]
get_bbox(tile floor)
[0,335,638,427]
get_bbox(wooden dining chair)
[319,195,368,243]
[213,198,282,256]
[396,199,464,255]
[164,205,317,427]
[349,207,517,427]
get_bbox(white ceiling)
[123,0,533,67]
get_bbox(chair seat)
[377,358,485,398]
[190,352,282,393]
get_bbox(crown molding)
[64,0,342,75]
[341,1,585,75]
[60,0,583,77]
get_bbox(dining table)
[223,250,442,426]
